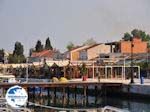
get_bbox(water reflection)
[28,87,150,112]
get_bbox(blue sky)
[0,0,150,55]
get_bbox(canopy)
[46,60,69,67]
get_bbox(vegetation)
[8,42,26,63]
[136,61,150,70]
[35,40,43,52]
[0,49,4,63]
[79,63,87,76]
[123,32,132,41]
[123,29,150,47]
[29,37,54,55]
[66,42,75,51]
[45,37,53,50]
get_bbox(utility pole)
[130,37,134,83]
[26,57,29,83]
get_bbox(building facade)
[120,37,147,53]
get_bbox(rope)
[28,101,101,111]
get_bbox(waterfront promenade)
[0,78,149,89]
[1,78,150,97]
[0,78,124,88]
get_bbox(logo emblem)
[5,85,28,108]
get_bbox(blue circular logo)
[5,85,28,108]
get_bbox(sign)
[5,85,28,108]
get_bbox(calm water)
[27,88,150,112]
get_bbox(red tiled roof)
[31,50,55,58]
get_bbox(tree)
[13,42,24,56]
[66,42,75,51]
[139,30,146,40]
[131,29,140,37]
[8,54,26,63]
[123,32,132,41]
[83,38,97,46]
[79,63,87,76]
[35,40,43,52]
[122,29,150,48]
[0,49,4,63]
[45,37,53,50]
[8,42,26,63]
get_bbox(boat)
[0,73,17,83]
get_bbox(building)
[70,45,90,61]
[68,44,111,61]
[29,49,62,63]
[120,37,147,53]
[79,44,111,60]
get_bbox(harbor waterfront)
[1,78,150,112]
[1,0,150,111]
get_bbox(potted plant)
[80,63,87,81]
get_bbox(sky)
[0,0,150,55]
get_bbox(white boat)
[0,73,17,83]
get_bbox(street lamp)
[130,37,134,83]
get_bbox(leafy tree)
[45,37,53,50]
[83,38,97,46]
[122,29,150,47]
[8,54,26,63]
[35,40,43,52]
[66,42,75,51]
[139,30,146,40]
[13,42,24,56]
[123,32,132,41]
[79,63,87,76]
[131,29,140,37]
[8,42,26,63]
[0,49,4,63]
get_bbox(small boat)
[0,73,17,83]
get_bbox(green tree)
[131,29,140,37]
[83,38,97,46]
[45,37,53,50]
[66,42,75,51]
[122,29,150,48]
[8,54,26,63]
[79,63,87,76]
[35,40,43,52]
[0,49,4,63]
[13,42,24,56]
[139,30,146,40]
[8,42,26,63]
[123,32,132,41]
